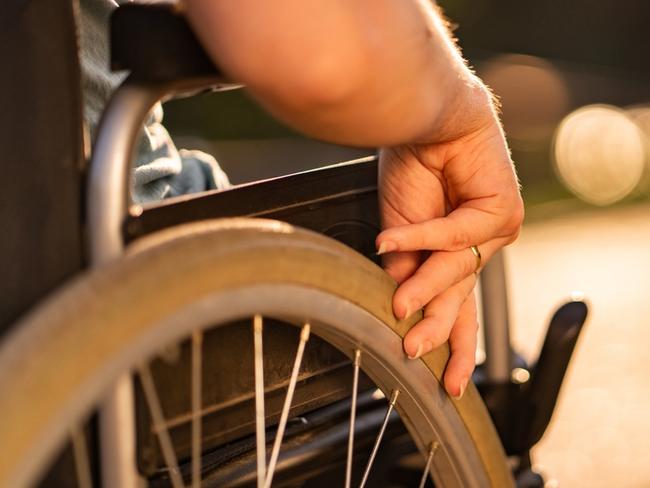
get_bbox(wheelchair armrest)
[111,3,221,82]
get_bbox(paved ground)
[505,202,650,487]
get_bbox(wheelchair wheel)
[0,219,513,488]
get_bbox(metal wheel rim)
[124,284,488,487]
[0,220,511,488]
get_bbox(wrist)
[431,74,499,143]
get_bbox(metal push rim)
[0,218,513,488]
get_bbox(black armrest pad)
[111,3,220,81]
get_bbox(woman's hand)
[377,95,523,399]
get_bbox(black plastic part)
[125,158,381,261]
[515,469,545,488]
[474,352,527,444]
[111,3,220,81]
[513,452,544,488]
[510,300,588,452]
[481,300,589,457]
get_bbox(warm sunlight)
[553,104,646,205]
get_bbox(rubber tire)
[0,219,514,488]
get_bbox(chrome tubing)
[87,75,229,488]
[480,250,512,383]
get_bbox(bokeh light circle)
[481,54,569,144]
[553,104,646,206]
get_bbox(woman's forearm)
[185,0,492,146]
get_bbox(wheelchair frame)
[0,2,587,487]
[89,51,514,488]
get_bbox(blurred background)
[162,1,650,486]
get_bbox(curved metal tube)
[88,78,168,488]
[87,75,229,488]
[88,75,231,264]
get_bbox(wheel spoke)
[417,442,439,488]
[71,427,93,488]
[358,389,400,488]
[138,365,184,488]
[345,349,361,488]
[264,323,311,488]
[254,314,266,488]
[191,330,203,488]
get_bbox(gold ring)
[470,245,482,275]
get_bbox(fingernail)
[399,299,420,319]
[454,376,469,400]
[407,343,422,360]
[377,240,397,255]
[407,340,433,360]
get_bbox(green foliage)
[163,89,300,140]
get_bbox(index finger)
[377,205,506,253]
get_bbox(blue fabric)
[78,0,230,203]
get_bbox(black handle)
[510,299,589,453]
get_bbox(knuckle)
[506,225,521,245]
[513,199,525,225]
[412,229,426,250]
[420,314,452,346]
[504,195,525,234]
[428,325,451,347]
[449,229,470,250]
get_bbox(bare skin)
[377,109,523,397]
[185,0,524,398]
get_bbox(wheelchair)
[0,2,588,487]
